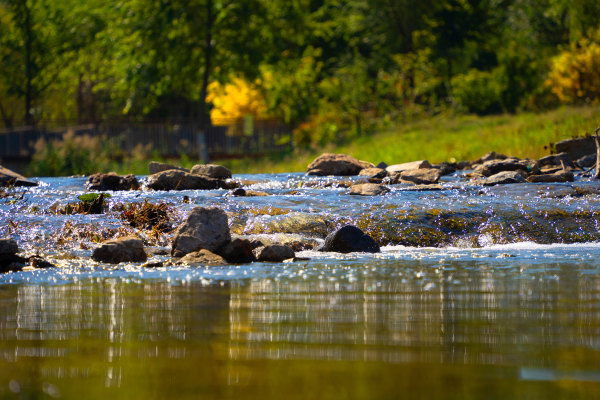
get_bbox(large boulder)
[349,183,390,196]
[0,238,26,272]
[554,137,596,160]
[86,172,140,191]
[191,164,232,179]
[254,245,295,262]
[171,207,231,257]
[0,238,19,255]
[393,168,441,185]
[147,170,220,191]
[92,237,147,264]
[483,171,527,186]
[320,225,380,253]
[0,165,37,187]
[307,153,373,176]
[148,161,188,175]
[386,160,431,175]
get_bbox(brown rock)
[395,168,441,185]
[307,153,373,176]
[148,161,188,175]
[349,183,390,196]
[147,170,220,191]
[191,164,232,179]
[0,165,37,187]
[218,238,255,263]
[177,249,226,266]
[254,245,295,262]
[386,160,431,175]
[92,237,147,264]
[526,171,574,183]
[87,172,140,191]
[171,207,231,257]
[473,159,530,177]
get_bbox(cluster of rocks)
[0,165,38,187]
[0,238,54,272]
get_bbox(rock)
[401,184,445,191]
[472,151,507,165]
[526,171,574,183]
[473,159,530,177]
[217,238,255,263]
[231,188,269,197]
[359,167,387,177]
[148,161,188,175]
[320,225,380,253]
[433,162,457,176]
[307,153,373,176]
[536,152,575,169]
[0,165,37,187]
[91,237,147,264]
[576,154,596,168]
[86,172,140,191]
[171,207,231,257]
[29,257,56,269]
[147,170,220,191]
[0,238,19,255]
[232,233,320,252]
[375,161,388,169]
[349,183,390,196]
[554,137,596,160]
[254,245,295,262]
[394,168,441,185]
[177,249,227,266]
[240,212,330,237]
[483,171,527,186]
[386,160,431,175]
[191,164,232,179]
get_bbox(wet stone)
[307,153,373,176]
[0,239,19,255]
[177,249,227,266]
[349,183,390,196]
[148,161,188,175]
[191,164,232,179]
[394,168,441,185]
[254,245,295,262]
[172,207,231,257]
[483,171,527,186]
[86,172,140,191]
[218,238,255,263]
[147,170,220,191]
[92,237,147,264]
[320,225,380,253]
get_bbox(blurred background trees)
[1,0,600,147]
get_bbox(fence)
[0,119,293,162]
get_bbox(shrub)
[451,69,504,115]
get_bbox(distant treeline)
[1,0,599,146]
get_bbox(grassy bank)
[219,105,600,174]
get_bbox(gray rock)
[0,238,19,255]
[473,159,530,177]
[349,183,390,196]
[171,207,231,257]
[472,151,507,165]
[394,168,441,185]
[86,172,140,191]
[147,170,220,191]
[254,245,295,262]
[218,238,255,263]
[0,165,37,187]
[375,161,388,169]
[177,249,227,266]
[536,152,574,169]
[526,171,574,183]
[386,160,431,175]
[92,237,147,264]
[433,162,457,176]
[307,153,373,176]
[554,137,596,160]
[577,153,596,168]
[191,164,232,179]
[320,225,380,253]
[483,171,527,186]
[148,161,188,175]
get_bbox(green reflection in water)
[0,259,599,399]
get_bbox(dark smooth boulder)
[554,137,596,160]
[147,170,220,191]
[171,207,231,257]
[86,172,140,191]
[433,162,457,176]
[320,225,380,253]
[92,237,147,264]
[0,165,37,187]
[191,164,232,179]
[483,171,527,186]
[0,238,19,255]
[307,153,373,176]
[0,238,26,272]
[254,245,295,262]
[349,183,390,196]
[218,238,255,263]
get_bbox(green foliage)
[77,193,111,203]
[451,69,504,115]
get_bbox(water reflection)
[0,256,599,398]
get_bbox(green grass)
[218,105,600,174]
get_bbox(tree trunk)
[199,0,213,130]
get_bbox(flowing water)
[1,172,600,399]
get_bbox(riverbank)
[220,105,600,174]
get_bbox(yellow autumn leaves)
[546,30,600,103]
[207,77,269,125]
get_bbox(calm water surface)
[1,173,599,399]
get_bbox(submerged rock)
[171,207,231,257]
[86,172,140,191]
[92,237,147,264]
[147,170,220,191]
[349,183,390,196]
[307,153,373,176]
[320,225,380,253]
[191,164,232,179]
[231,188,269,197]
[254,244,295,262]
[0,165,37,187]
